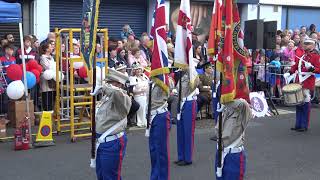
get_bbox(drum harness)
[283,55,316,100]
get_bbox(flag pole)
[146,81,153,136]
[217,72,223,171]
[91,55,97,164]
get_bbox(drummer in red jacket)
[290,38,320,132]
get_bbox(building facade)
[2,0,319,42]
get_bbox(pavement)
[1,105,320,180]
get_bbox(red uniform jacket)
[290,50,320,90]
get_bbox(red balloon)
[7,64,23,81]
[30,69,41,83]
[27,60,39,70]
[78,66,88,78]
[36,65,43,73]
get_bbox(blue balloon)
[25,71,36,89]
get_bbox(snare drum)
[282,83,304,106]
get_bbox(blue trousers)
[177,100,197,163]
[96,133,127,180]
[295,102,311,129]
[149,111,171,180]
[215,151,246,180]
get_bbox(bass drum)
[282,83,304,106]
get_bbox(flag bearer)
[91,68,132,180]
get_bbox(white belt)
[145,103,168,137]
[216,146,244,177]
[151,107,168,116]
[90,118,127,169]
[98,132,124,143]
[182,95,197,102]
[223,146,244,154]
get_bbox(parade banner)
[208,0,222,57]
[174,0,198,88]
[80,0,100,70]
[232,1,250,102]
[217,0,235,104]
[150,0,170,94]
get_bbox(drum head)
[282,83,302,92]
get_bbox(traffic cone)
[33,111,55,147]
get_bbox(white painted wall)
[33,0,49,42]
[259,0,320,7]
[240,4,282,30]
[259,5,282,30]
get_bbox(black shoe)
[296,128,307,132]
[171,119,177,125]
[177,161,192,166]
[210,136,217,141]
[174,160,183,164]
[290,127,298,131]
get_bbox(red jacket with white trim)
[290,50,320,90]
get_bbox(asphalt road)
[1,106,320,180]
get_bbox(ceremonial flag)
[174,0,198,87]
[208,0,223,57]
[217,0,235,104]
[150,0,170,94]
[232,1,250,102]
[80,0,100,70]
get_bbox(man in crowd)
[198,62,214,118]
[4,33,17,55]
[140,33,152,64]
[41,32,56,46]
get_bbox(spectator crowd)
[0,23,320,127]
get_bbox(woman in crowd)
[194,43,205,67]
[129,62,149,127]
[282,41,296,65]
[39,42,56,111]
[117,48,128,66]
[167,43,175,62]
[128,47,148,68]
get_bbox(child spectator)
[16,36,38,64]
[0,44,16,70]
[0,38,8,56]
[269,54,282,98]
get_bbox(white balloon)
[43,70,54,80]
[73,62,84,69]
[6,80,25,100]
[84,77,90,82]
[53,71,65,81]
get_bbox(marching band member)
[215,99,252,180]
[290,38,320,132]
[175,66,200,166]
[90,68,132,180]
[148,83,171,180]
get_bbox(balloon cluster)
[42,60,64,82]
[76,63,105,85]
[6,60,43,100]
